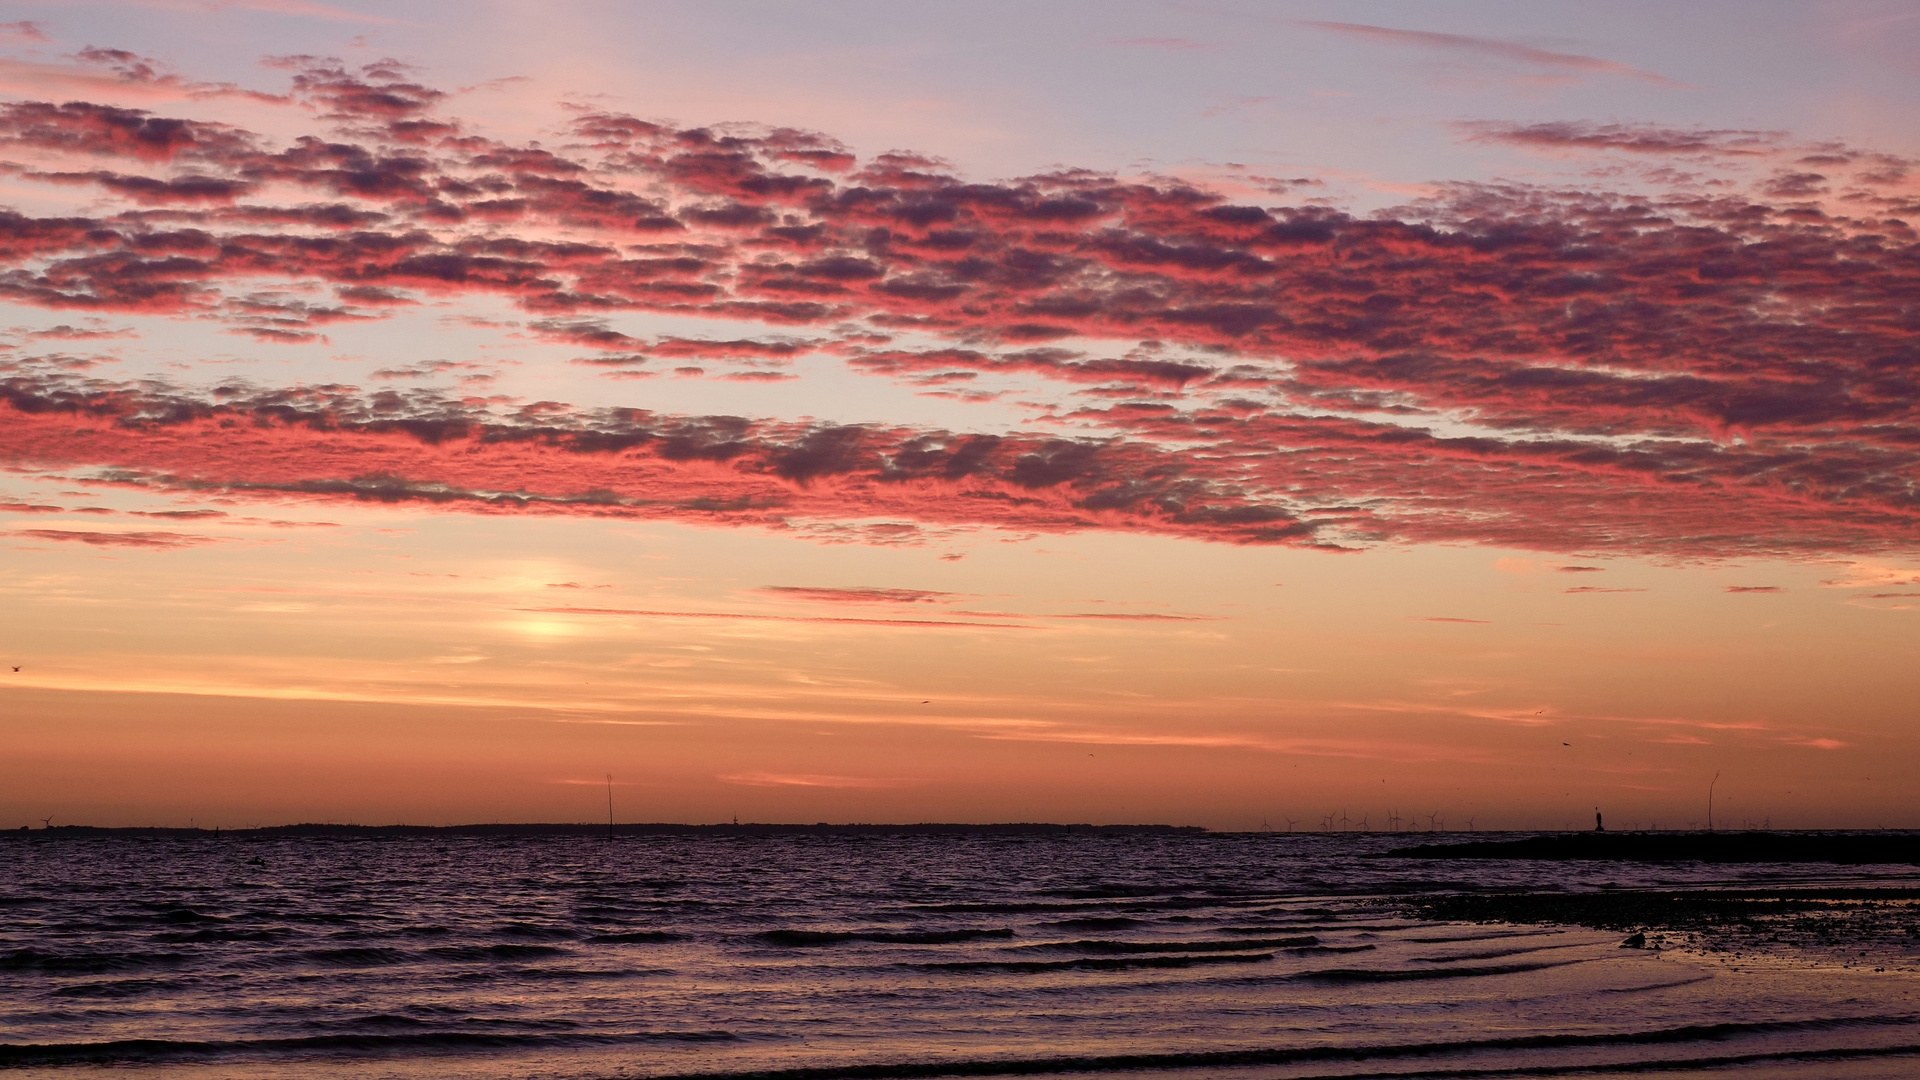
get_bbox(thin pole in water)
[606,773,614,840]
[1707,771,1720,833]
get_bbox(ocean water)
[3,832,1919,1080]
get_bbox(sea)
[4,831,1920,1080]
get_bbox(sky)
[1,0,1918,831]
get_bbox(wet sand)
[1402,888,1920,971]
[1387,831,1920,864]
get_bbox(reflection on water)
[2,832,1918,1078]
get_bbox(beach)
[4,831,1919,1079]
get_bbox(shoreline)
[1401,887,1920,972]
[1388,831,1920,863]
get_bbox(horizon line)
[11,822,1913,836]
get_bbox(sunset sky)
[2,0,1917,831]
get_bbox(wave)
[149,928,288,943]
[1234,922,1424,933]
[758,929,1016,946]
[48,977,183,999]
[1296,958,1590,982]
[509,966,671,981]
[912,951,1276,972]
[125,907,223,926]
[904,897,1230,914]
[1037,885,1179,899]
[424,944,569,962]
[1012,936,1316,954]
[293,947,413,967]
[271,911,360,925]
[1039,917,1144,930]
[0,1028,741,1066]
[1403,929,1560,944]
[408,1017,1920,1080]
[0,947,189,974]
[1596,974,1718,994]
[495,922,578,941]
[1409,940,1596,963]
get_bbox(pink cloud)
[11,528,216,548]
[20,324,135,340]
[521,606,1025,630]
[1048,612,1215,621]
[1460,121,1778,155]
[756,586,960,604]
[1300,21,1685,86]
[0,22,49,43]
[1782,737,1848,750]
[0,57,1913,562]
[718,772,920,789]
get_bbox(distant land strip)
[2,822,1206,839]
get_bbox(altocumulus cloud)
[0,55,1916,559]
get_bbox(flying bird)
[1563,742,1571,746]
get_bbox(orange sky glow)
[2,2,1917,829]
